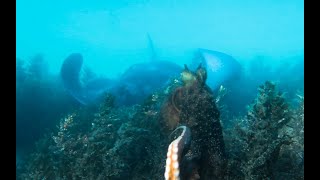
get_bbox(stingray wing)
[194,48,241,90]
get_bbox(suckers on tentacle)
[164,126,191,180]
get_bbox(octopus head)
[181,64,197,86]
[196,63,207,86]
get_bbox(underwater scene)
[16,0,304,179]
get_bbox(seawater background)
[17,0,303,77]
[16,0,304,167]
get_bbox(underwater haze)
[16,0,304,179]
[16,0,303,77]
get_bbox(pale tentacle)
[164,126,191,180]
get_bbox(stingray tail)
[147,33,157,61]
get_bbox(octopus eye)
[196,65,207,84]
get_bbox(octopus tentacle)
[164,126,191,180]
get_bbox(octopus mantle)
[162,65,226,180]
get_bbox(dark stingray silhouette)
[60,53,115,105]
[113,60,183,105]
[60,53,183,106]
[60,37,241,106]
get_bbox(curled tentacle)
[164,126,191,180]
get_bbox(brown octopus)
[162,64,227,180]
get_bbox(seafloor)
[16,67,304,180]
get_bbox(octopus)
[162,64,227,180]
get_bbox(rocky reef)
[17,68,304,179]
[224,81,304,179]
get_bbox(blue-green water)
[16,0,304,179]
[17,0,303,77]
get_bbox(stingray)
[60,53,115,105]
[60,38,241,106]
[190,48,242,90]
[112,60,183,105]
[107,34,184,105]
[60,36,183,106]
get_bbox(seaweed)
[17,78,304,180]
